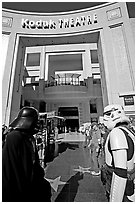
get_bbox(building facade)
[2,2,135,129]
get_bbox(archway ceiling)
[22,32,99,47]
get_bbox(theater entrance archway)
[5,31,108,125]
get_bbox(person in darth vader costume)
[2,106,51,202]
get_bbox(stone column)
[40,46,46,79]
[8,36,26,124]
[99,27,119,105]
[82,48,92,79]
[121,3,135,87]
[45,53,49,81]
[39,46,46,97]
[2,33,17,125]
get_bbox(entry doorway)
[65,119,79,132]
[58,107,79,132]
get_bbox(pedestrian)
[84,125,91,148]
[88,123,102,176]
[54,126,59,157]
[99,123,109,152]
[69,127,71,133]
[65,126,67,134]
[2,106,51,202]
[79,124,85,134]
[101,104,135,202]
[55,126,59,141]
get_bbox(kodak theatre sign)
[21,13,97,29]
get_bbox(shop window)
[26,53,40,66]
[90,104,97,113]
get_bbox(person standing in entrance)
[2,106,51,202]
[88,123,102,176]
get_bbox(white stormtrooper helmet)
[103,104,130,130]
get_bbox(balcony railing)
[45,80,86,88]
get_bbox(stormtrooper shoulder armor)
[109,127,128,151]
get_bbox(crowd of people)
[2,104,135,202]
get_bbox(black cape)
[2,129,51,202]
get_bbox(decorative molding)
[2,16,13,27]
[107,7,122,21]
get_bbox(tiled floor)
[44,133,107,202]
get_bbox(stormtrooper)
[102,104,135,202]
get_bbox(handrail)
[45,80,86,87]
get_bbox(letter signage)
[21,13,97,29]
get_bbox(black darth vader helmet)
[9,106,39,133]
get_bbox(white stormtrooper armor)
[103,104,135,202]
[103,104,130,130]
